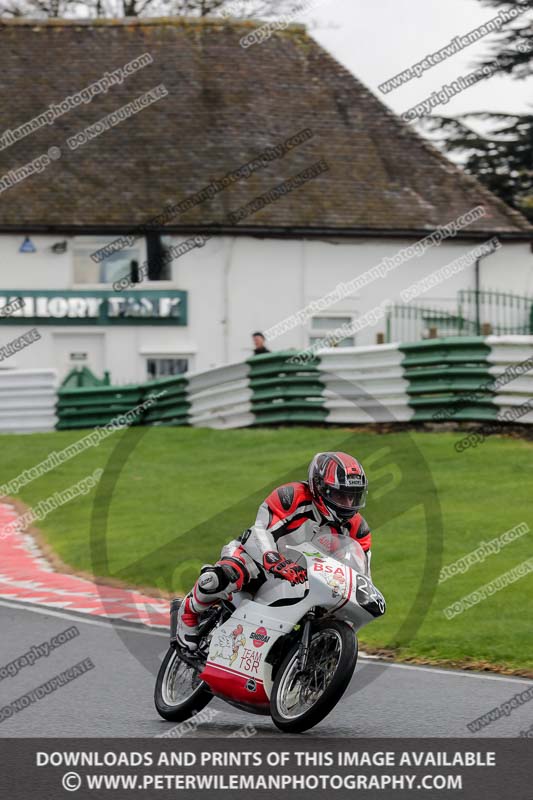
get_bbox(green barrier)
[142,376,190,425]
[400,337,490,368]
[406,378,493,395]
[252,402,329,425]
[248,351,326,425]
[56,376,189,430]
[54,338,523,431]
[56,385,145,429]
[60,366,111,389]
[399,337,499,422]
[403,366,491,381]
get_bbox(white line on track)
[0,597,167,637]
[1,597,531,686]
[356,657,533,684]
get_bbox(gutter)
[0,224,532,243]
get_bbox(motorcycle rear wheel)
[270,620,358,733]
[154,646,213,723]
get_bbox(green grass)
[1,426,532,671]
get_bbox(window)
[73,235,174,285]
[309,315,355,348]
[146,358,189,379]
[310,316,349,331]
[73,237,142,284]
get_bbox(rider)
[176,451,372,651]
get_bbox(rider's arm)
[238,485,310,584]
[349,514,372,552]
[239,482,311,560]
[348,514,372,579]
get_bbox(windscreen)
[278,529,368,576]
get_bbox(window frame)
[308,313,356,349]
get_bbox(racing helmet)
[308,451,368,523]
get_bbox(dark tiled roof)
[0,17,531,237]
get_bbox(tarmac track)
[0,598,531,739]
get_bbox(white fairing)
[203,531,385,705]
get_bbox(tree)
[419,113,533,220]
[474,0,533,78]
[0,0,305,18]
[418,0,533,220]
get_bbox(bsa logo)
[249,626,270,648]
[245,678,257,692]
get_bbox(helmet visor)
[324,484,367,510]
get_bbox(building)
[0,17,531,384]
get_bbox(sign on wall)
[0,290,187,325]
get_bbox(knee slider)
[197,565,230,595]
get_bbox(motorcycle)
[155,529,386,733]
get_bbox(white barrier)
[0,369,58,432]
[317,345,413,424]
[486,336,533,422]
[187,362,253,429]
[486,335,533,366]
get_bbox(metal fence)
[458,290,533,335]
[386,290,533,343]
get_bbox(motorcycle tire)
[270,619,358,733]
[154,646,213,723]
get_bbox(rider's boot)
[176,593,202,651]
[176,562,245,652]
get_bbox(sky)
[301,0,532,120]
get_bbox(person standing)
[252,331,270,355]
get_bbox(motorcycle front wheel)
[270,620,358,733]
[154,646,213,723]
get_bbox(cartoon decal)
[212,624,247,666]
[325,571,346,598]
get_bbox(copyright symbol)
[62,772,81,791]
[48,146,61,160]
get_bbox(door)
[53,332,105,382]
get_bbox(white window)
[146,357,189,379]
[309,315,355,348]
[73,237,142,285]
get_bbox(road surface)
[0,598,530,738]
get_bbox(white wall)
[171,234,533,360]
[0,232,531,383]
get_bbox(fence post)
[475,285,481,336]
[385,309,392,343]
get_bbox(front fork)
[296,610,315,674]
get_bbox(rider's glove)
[263,551,308,586]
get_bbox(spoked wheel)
[270,620,358,733]
[154,646,213,722]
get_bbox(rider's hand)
[263,552,308,586]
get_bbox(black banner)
[1,738,531,800]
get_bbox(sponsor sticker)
[249,626,270,648]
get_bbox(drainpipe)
[222,237,235,364]
[475,258,480,335]
[474,246,498,336]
